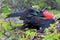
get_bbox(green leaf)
[2,22,12,31]
[55,14,60,20]
[50,24,55,28]
[45,28,50,34]
[0,32,4,38]
[2,7,10,13]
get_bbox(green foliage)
[32,5,40,10]
[50,24,55,28]
[0,32,5,38]
[43,32,60,40]
[26,29,37,37]
[55,13,60,20]
[56,0,60,9]
[2,22,12,31]
[1,7,11,13]
[45,28,50,35]
[0,17,60,40]
[1,7,11,18]
[43,22,60,40]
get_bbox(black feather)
[6,13,22,18]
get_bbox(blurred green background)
[0,0,60,13]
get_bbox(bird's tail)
[6,13,22,18]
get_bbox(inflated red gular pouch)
[43,11,54,19]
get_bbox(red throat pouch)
[43,11,54,19]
